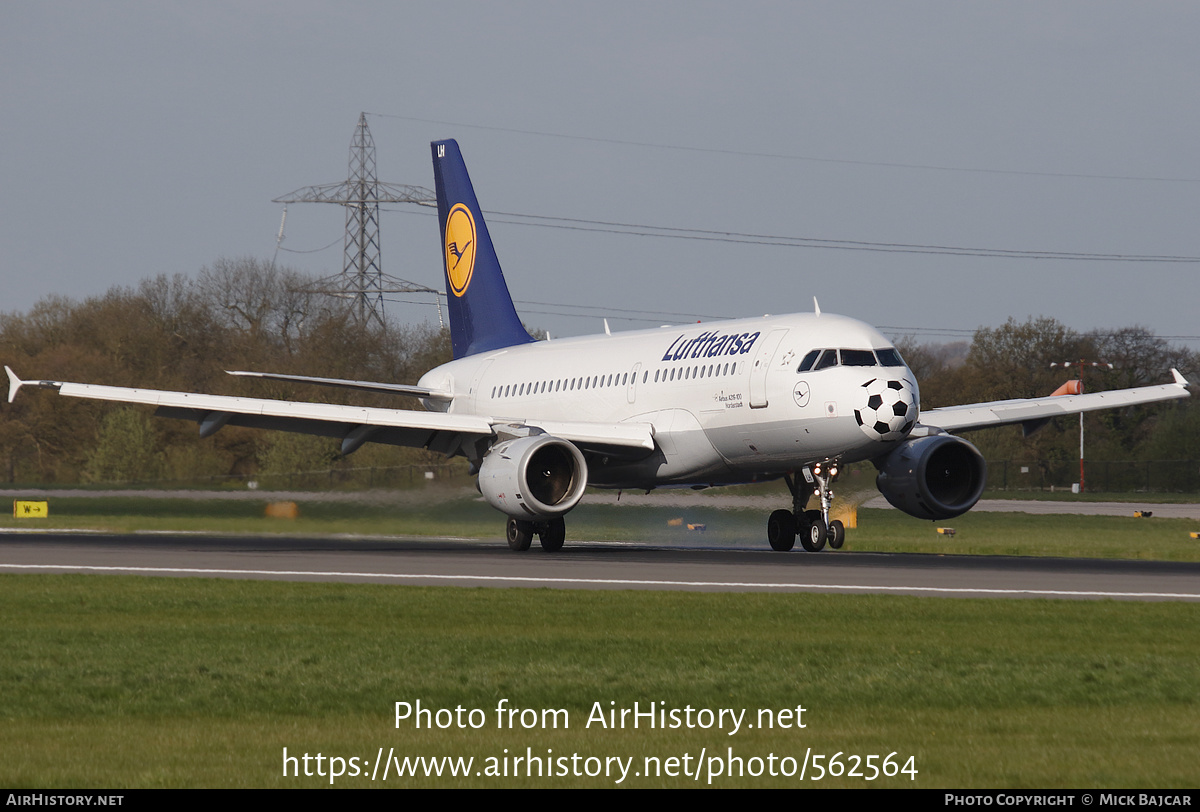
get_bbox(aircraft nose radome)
[852,376,919,443]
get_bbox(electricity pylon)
[273,113,438,326]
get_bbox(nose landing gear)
[767,462,845,552]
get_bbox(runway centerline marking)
[2,563,1197,600]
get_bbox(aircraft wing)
[919,369,1190,434]
[4,367,655,459]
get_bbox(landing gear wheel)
[539,517,566,552]
[506,517,533,551]
[767,509,796,551]
[828,519,845,549]
[801,516,827,552]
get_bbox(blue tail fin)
[431,139,535,359]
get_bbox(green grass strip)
[1,574,1197,787]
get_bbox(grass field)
[2,491,1199,788]
[981,490,1200,504]
[2,574,1198,788]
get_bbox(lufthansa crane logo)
[444,203,476,297]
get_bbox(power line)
[487,210,1200,263]
[514,299,729,321]
[367,112,1200,184]
[377,291,1200,344]
[381,294,719,326]
[383,205,1200,264]
[278,236,342,255]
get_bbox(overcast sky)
[4,1,1199,350]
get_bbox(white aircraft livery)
[6,139,1193,552]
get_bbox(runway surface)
[2,531,1198,601]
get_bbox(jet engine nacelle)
[874,434,987,521]
[478,434,589,520]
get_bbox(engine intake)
[478,434,588,519]
[874,434,987,520]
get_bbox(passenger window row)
[492,371,630,399]
[651,361,738,384]
[490,361,742,399]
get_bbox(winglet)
[1172,368,1190,387]
[5,366,22,404]
[6,368,67,401]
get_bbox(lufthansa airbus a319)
[6,140,1192,552]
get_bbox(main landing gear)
[506,517,567,552]
[767,462,846,552]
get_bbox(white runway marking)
[2,562,1197,600]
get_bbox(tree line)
[1,258,1196,489]
[0,258,451,485]
[897,317,1200,485]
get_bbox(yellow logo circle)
[444,204,476,297]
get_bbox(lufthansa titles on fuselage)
[662,330,761,363]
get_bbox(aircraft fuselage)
[420,311,920,489]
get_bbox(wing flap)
[50,380,493,434]
[527,419,655,454]
[225,370,452,401]
[921,372,1190,434]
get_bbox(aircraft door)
[467,359,494,412]
[627,362,641,403]
[749,329,789,409]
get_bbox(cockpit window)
[797,349,821,372]
[801,347,904,372]
[840,349,877,367]
[813,349,839,370]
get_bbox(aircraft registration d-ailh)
[6,140,1192,552]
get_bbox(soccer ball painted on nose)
[854,378,917,442]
